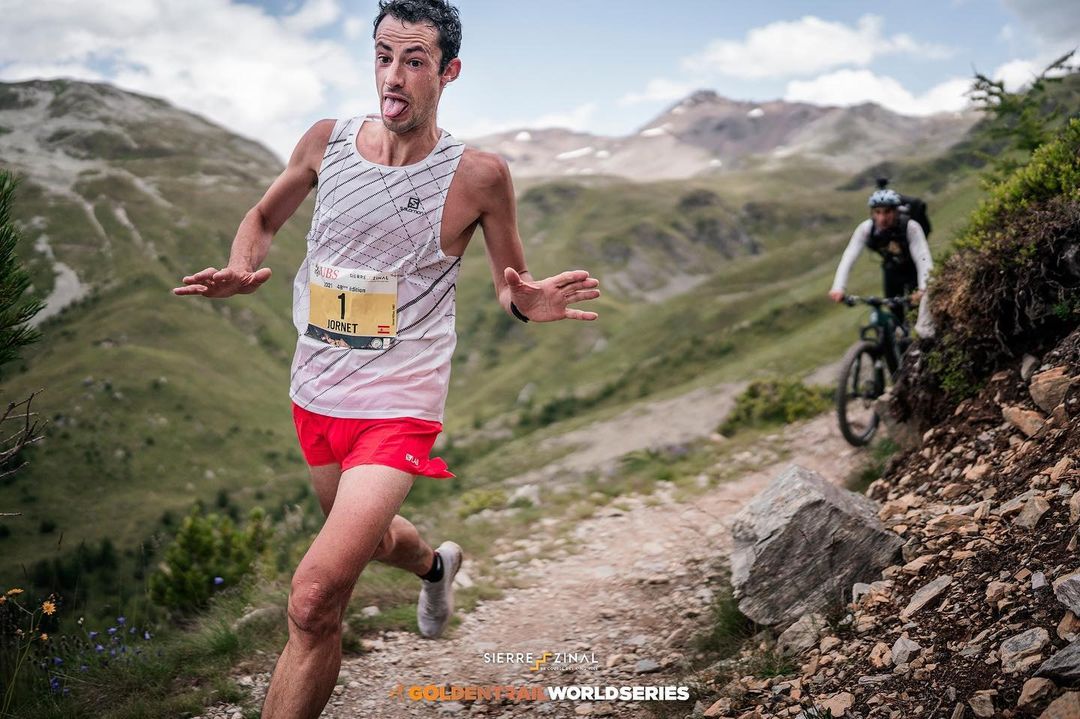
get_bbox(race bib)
[306,263,397,350]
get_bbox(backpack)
[899,194,932,238]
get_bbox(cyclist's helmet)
[868,189,902,208]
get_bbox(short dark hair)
[373,0,462,73]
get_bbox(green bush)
[0,171,44,375]
[457,488,507,519]
[898,119,1080,422]
[957,118,1080,251]
[149,507,268,612]
[719,379,831,436]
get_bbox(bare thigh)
[309,463,342,517]
[290,464,416,617]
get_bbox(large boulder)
[730,465,903,626]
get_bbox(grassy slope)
[0,81,310,608]
[0,77,987,621]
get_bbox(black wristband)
[510,301,530,323]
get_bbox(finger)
[554,270,590,288]
[213,267,236,283]
[564,308,598,321]
[567,289,601,303]
[251,267,273,283]
[504,267,523,287]
[185,267,219,283]
[173,285,208,296]
[562,278,600,293]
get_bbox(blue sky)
[1,0,1076,160]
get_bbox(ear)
[441,57,461,86]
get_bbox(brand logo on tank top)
[400,196,424,214]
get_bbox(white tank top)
[289,115,466,421]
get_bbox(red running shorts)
[291,403,454,478]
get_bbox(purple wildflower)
[213,576,224,586]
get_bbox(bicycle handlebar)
[842,295,910,309]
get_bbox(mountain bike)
[835,295,911,447]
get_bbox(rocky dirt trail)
[236,407,862,719]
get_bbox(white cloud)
[784,69,971,116]
[344,17,369,40]
[684,15,953,80]
[0,0,373,161]
[284,0,342,33]
[992,59,1041,92]
[1002,0,1080,45]
[619,78,698,106]
[530,102,598,131]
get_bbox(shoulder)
[298,119,338,153]
[905,218,926,240]
[456,147,512,190]
[855,219,872,236]
[287,119,338,168]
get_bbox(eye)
[408,59,423,68]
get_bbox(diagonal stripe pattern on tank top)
[288,115,467,421]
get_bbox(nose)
[384,59,405,90]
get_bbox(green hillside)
[0,77,995,622]
[0,80,312,614]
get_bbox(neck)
[364,119,441,166]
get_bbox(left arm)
[468,151,600,322]
[907,221,933,292]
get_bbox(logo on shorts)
[404,452,420,468]
[401,196,424,214]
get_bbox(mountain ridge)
[468,88,978,180]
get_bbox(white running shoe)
[417,541,462,639]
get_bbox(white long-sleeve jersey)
[830,218,932,293]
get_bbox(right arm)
[829,220,870,300]
[173,119,336,298]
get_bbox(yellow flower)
[42,600,56,616]
[40,633,48,641]
[4,588,23,596]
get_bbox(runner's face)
[373,17,459,134]
[871,207,896,231]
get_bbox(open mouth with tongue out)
[382,95,410,120]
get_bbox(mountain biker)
[174,1,600,716]
[828,188,935,337]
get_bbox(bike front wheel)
[836,340,885,447]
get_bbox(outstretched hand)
[505,268,600,322]
[173,267,272,298]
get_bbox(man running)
[173,2,600,717]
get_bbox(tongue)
[382,97,408,119]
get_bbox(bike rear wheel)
[836,340,885,447]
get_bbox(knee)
[287,573,349,639]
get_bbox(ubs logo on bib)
[314,265,339,280]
